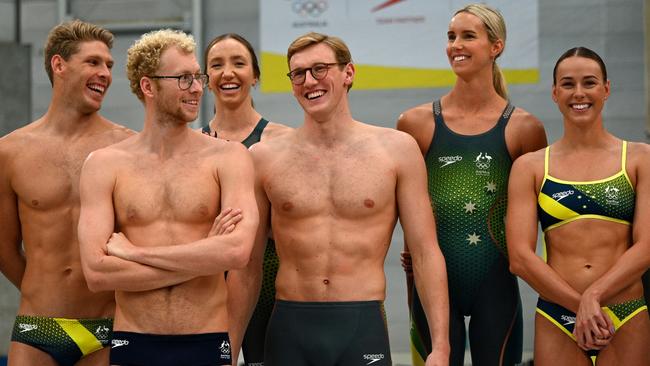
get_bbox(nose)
[98,62,111,79]
[303,69,319,86]
[190,76,204,95]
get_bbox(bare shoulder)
[0,119,43,158]
[626,141,650,168]
[363,123,421,163]
[261,121,293,141]
[508,107,545,134]
[512,147,545,175]
[396,102,432,134]
[102,118,136,142]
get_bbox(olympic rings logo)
[292,0,329,17]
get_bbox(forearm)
[0,252,25,289]
[511,250,582,311]
[86,254,195,292]
[128,227,255,276]
[226,266,262,363]
[584,243,650,304]
[412,247,450,351]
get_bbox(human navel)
[282,202,294,211]
[364,199,375,208]
[584,264,592,270]
[323,279,330,285]
[31,199,39,207]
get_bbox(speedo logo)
[438,155,462,168]
[552,190,574,201]
[561,315,576,326]
[111,339,129,348]
[363,353,385,365]
[18,323,38,333]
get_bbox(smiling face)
[446,12,502,77]
[151,47,203,124]
[206,37,257,108]
[552,56,610,124]
[288,43,353,121]
[57,40,113,114]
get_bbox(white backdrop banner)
[260,0,538,92]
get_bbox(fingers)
[400,251,413,273]
[210,208,243,235]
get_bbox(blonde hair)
[126,29,196,101]
[44,20,113,86]
[455,4,508,99]
[287,32,353,90]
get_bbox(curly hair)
[44,20,113,86]
[126,29,196,101]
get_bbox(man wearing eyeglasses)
[248,32,451,366]
[0,20,134,366]
[77,29,258,366]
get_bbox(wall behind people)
[0,43,31,136]
[0,0,645,358]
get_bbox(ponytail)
[492,62,508,99]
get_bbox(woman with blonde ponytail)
[397,4,547,365]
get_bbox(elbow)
[84,271,109,293]
[229,245,252,270]
[508,254,527,278]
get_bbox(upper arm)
[217,144,259,249]
[0,142,23,285]
[396,106,434,156]
[78,150,117,273]
[631,145,650,256]
[506,155,541,260]
[506,110,548,159]
[393,133,437,255]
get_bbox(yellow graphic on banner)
[261,52,539,93]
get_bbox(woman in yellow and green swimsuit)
[508,47,650,365]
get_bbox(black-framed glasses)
[148,73,209,90]
[286,62,347,85]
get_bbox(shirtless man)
[0,20,132,366]
[250,32,450,366]
[77,29,258,366]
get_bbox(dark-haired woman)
[508,47,650,365]
[203,33,291,365]
[398,3,547,365]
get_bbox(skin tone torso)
[0,40,133,366]
[252,42,450,365]
[78,46,258,338]
[507,55,650,365]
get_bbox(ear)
[343,63,355,88]
[551,84,558,103]
[603,79,610,100]
[140,76,155,99]
[491,39,504,59]
[51,54,65,76]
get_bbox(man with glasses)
[77,29,258,366]
[0,20,133,366]
[249,32,451,366]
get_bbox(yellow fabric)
[54,318,103,356]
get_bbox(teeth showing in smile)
[572,103,589,110]
[88,83,105,94]
[183,99,198,105]
[306,90,325,100]
[453,55,467,61]
[220,83,239,90]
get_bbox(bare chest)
[266,151,396,218]
[11,141,101,210]
[114,157,220,226]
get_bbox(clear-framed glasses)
[148,73,209,90]
[286,62,347,85]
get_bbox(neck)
[140,108,192,158]
[559,116,614,149]
[301,103,355,147]
[41,98,104,136]
[447,67,504,112]
[209,98,261,134]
